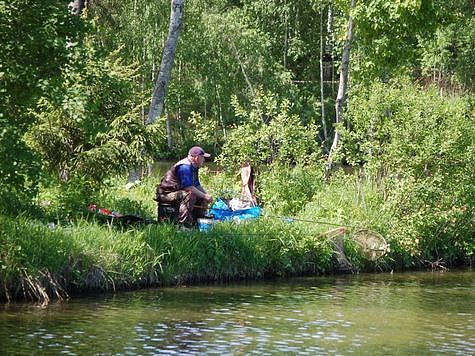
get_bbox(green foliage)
[143,218,334,284]
[419,15,475,90]
[0,0,82,210]
[0,215,164,303]
[299,171,395,271]
[36,175,100,219]
[95,175,158,219]
[352,0,437,79]
[352,0,475,92]
[1,0,475,305]
[88,0,169,94]
[0,1,82,119]
[341,79,475,265]
[0,214,79,302]
[26,41,164,183]
[0,126,41,208]
[258,163,325,216]
[0,207,335,303]
[239,0,338,92]
[2,149,474,304]
[89,0,302,157]
[218,90,321,167]
[186,111,224,153]
[302,171,389,229]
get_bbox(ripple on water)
[1,271,474,354]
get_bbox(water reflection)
[0,271,473,355]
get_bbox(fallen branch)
[424,259,448,271]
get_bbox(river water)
[1,270,473,355]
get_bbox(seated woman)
[240,162,257,205]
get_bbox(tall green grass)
[2,165,341,305]
[0,216,164,305]
[0,213,335,305]
[2,160,473,305]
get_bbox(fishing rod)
[263,214,350,228]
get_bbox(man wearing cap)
[156,146,213,228]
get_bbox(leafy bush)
[257,163,325,216]
[0,0,83,212]
[27,42,163,183]
[218,90,321,168]
[342,79,475,265]
[36,175,100,220]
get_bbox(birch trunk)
[146,0,185,125]
[327,6,335,96]
[227,36,266,124]
[128,0,184,182]
[319,5,328,144]
[228,38,256,101]
[325,0,356,178]
[69,0,86,15]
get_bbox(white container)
[197,218,215,232]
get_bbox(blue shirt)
[176,164,200,189]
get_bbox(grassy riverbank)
[0,214,335,305]
[1,165,473,305]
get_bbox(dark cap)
[188,146,211,158]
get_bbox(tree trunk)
[69,0,86,15]
[319,5,328,145]
[166,111,173,149]
[228,38,256,101]
[145,0,185,125]
[283,7,288,69]
[325,0,356,179]
[216,83,226,139]
[327,6,335,97]
[228,37,267,124]
[128,0,184,183]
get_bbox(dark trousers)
[157,190,207,225]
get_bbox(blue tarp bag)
[210,198,261,222]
